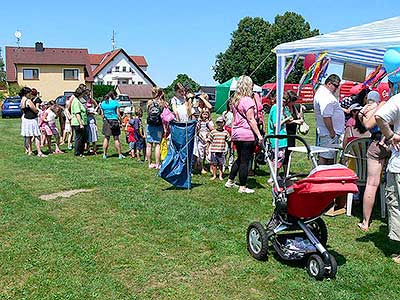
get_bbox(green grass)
[1,115,399,300]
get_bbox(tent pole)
[274,54,286,176]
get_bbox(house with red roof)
[89,48,156,87]
[6,42,94,100]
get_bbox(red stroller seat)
[287,165,358,219]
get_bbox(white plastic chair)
[342,137,386,218]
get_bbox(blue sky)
[1,0,399,87]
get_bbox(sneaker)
[103,154,107,159]
[119,154,125,159]
[67,146,73,150]
[225,180,239,188]
[238,187,255,194]
[391,254,400,264]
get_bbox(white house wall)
[94,52,152,85]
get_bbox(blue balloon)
[384,48,400,83]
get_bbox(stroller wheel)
[326,254,338,279]
[307,254,325,280]
[247,222,268,261]
[307,218,328,247]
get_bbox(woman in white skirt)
[20,87,45,157]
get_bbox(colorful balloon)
[304,54,316,71]
[384,48,400,83]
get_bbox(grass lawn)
[1,114,400,300]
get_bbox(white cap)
[367,91,381,103]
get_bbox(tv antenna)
[111,30,116,51]
[15,30,22,48]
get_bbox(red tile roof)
[89,51,148,68]
[6,46,94,82]
[90,49,155,86]
[117,84,153,99]
[130,56,148,67]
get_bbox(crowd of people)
[17,73,400,261]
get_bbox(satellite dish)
[15,31,22,39]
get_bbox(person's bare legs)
[155,143,161,167]
[103,136,110,157]
[34,136,44,156]
[114,136,122,155]
[359,158,384,231]
[210,165,217,180]
[146,142,153,165]
[218,165,224,180]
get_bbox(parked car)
[1,96,22,118]
[117,94,132,113]
[54,92,73,107]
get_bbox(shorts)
[385,172,400,242]
[146,124,163,143]
[317,134,341,160]
[210,152,225,166]
[44,122,59,136]
[366,140,391,161]
[102,119,121,137]
[130,139,144,151]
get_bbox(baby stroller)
[246,135,358,280]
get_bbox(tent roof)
[273,16,400,67]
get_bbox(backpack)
[147,100,162,126]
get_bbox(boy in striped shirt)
[207,116,231,180]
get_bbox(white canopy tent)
[270,16,400,172]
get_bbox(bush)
[8,84,22,97]
[93,85,115,100]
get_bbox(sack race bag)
[147,100,162,126]
[298,122,310,135]
[160,107,175,123]
[160,137,168,161]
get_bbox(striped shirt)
[208,129,230,153]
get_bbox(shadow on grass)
[356,225,400,257]
[163,183,203,191]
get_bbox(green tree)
[8,84,22,96]
[213,12,319,85]
[0,55,6,90]
[93,84,115,102]
[164,74,200,101]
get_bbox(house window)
[23,68,39,80]
[115,66,120,72]
[138,81,143,85]
[107,81,113,85]
[107,69,112,74]
[122,66,126,72]
[64,69,79,80]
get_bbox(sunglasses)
[331,82,340,89]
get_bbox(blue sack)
[159,121,196,189]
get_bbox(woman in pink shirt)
[225,76,264,194]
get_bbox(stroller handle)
[264,134,312,154]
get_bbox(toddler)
[194,109,213,174]
[207,116,230,180]
[128,107,145,162]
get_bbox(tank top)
[22,99,38,119]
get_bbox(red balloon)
[304,54,316,70]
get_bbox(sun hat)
[367,91,381,103]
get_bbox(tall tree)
[164,74,200,101]
[213,12,319,85]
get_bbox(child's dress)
[194,120,213,160]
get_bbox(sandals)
[357,223,369,232]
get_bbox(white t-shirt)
[313,85,345,136]
[375,94,400,173]
[171,96,189,123]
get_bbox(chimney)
[35,42,44,52]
